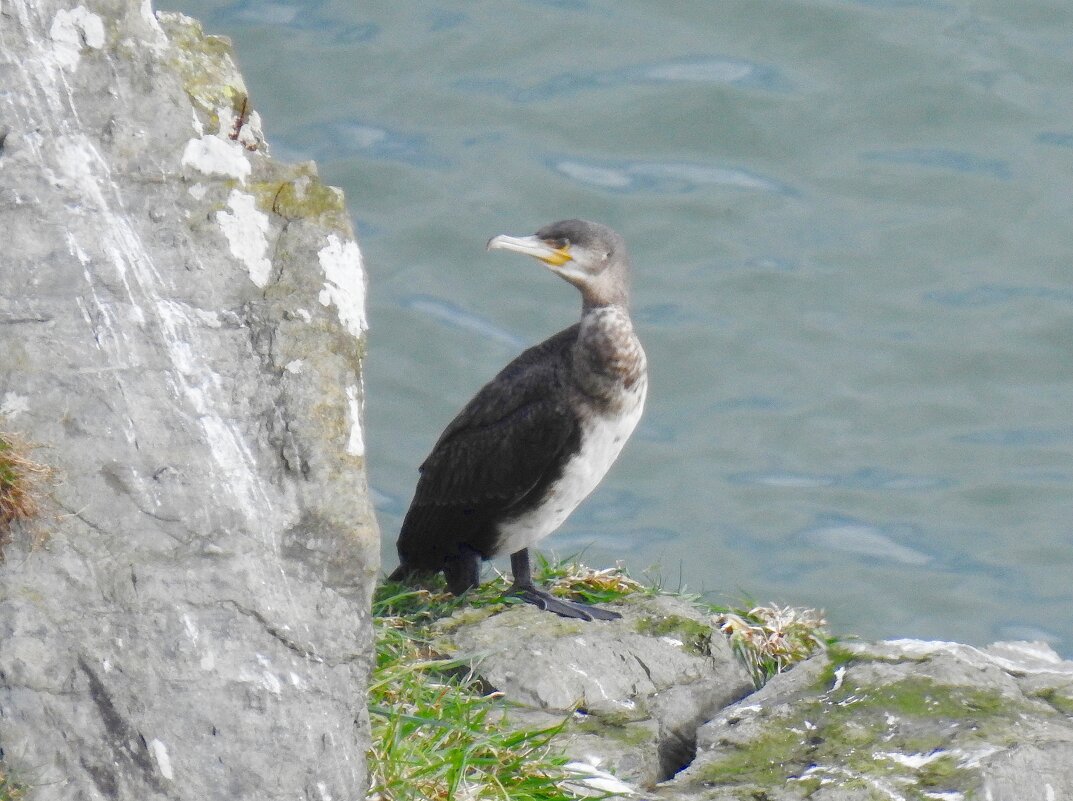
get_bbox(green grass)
[0,767,26,801]
[369,610,575,800]
[370,558,829,799]
[370,570,634,801]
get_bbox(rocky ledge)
[431,594,1073,801]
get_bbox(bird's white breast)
[494,377,647,557]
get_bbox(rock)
[434,594,755,788]
[0,3,377,800]
[435,590,1073,800]
[661,638,1073,801]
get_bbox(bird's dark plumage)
[391,220,646,620]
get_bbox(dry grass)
[0,767,26,801]
[541,560,647,602]
[714,604,829,686]
[0,430,53,555]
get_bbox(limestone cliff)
[0,2,378,799]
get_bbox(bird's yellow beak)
[487,234,573,267]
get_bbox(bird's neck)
[572,305,647,404]
[577,261,631,312]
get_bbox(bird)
[389,219,647,621]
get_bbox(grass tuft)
[0,767,26,801]
[369,566,631,800]
[369,621,576,800]
[0,430,53,555]
[531,555,648,605]
[713,603,829,686]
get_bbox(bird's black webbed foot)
[508,548,621,621]
[508,583,622,621]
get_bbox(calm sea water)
[169,0,1073,654]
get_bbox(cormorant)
[390,219,647,621]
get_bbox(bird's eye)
[545,238,569,250]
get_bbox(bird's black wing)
[411,325,581,511]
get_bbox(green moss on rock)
[634,614,712,655]
[696,727,807,786]
[157,12,248,128]
[573,716,652,747]
[694,675,1013,796]
[815,643,859,689]
[917,753,973,790]
[1030,687,1073,717]
[249,173,349,228]
[840,677,1008,719]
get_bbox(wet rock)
[0,2,377,800]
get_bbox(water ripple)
[217,1,379,42]
[924,284,1073,308]
[428,10,467,31]
[279,120,446,167]
[370,485,400,515]
[954,427,1073,447]
[571,488,646,525]
[798,516,933,566]
[554,526,678,555]
[729,468,952,491]
[523,0,589,10]
[862,148,1011,179]
[400,295,526,348]
[848,0,951,8]
[457,56,783,103]
[633,303,693,326]
[711,395,786,412]
[638,57,783,90]
[552,157,795,195]
[1038,132,1073,148]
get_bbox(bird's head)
[487,219,631,310]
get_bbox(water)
[168,0,1073,654]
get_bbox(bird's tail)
[387,563,421,584]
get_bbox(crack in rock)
[77,655,171,797]
[225,600,364,667]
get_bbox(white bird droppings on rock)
[181,134,251,183]
[345,385,365,457]
[875,751,946,769]
[564,760,636,796]
[216,190,271,287]
[149,738,175,781]
[317,234,368,338]
[49,7,105,71]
